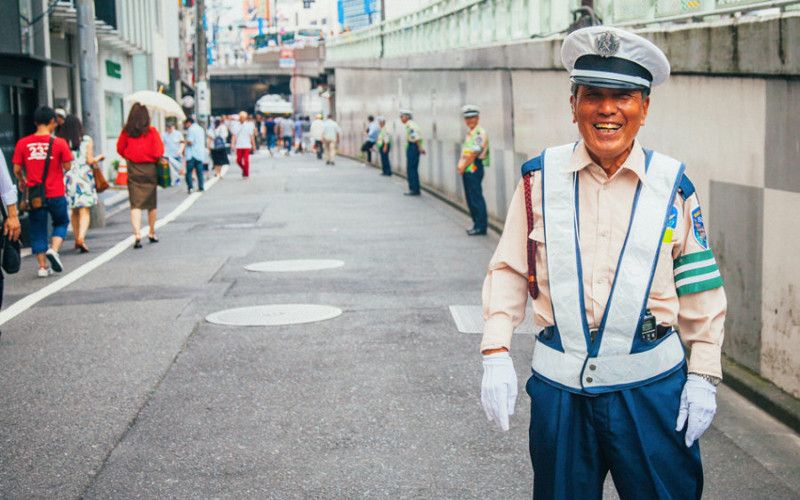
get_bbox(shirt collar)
[565,140,648,185]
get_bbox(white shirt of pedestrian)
[322,119,340,141]
[235,121,256,149]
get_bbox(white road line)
[0,167,229,327]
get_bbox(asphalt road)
[0,151,798,499]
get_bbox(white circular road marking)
[205,304,343,326]
[244,259,345,273]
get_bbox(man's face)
[56,116,65,126]
[400,115,409,124]
[239,112,247,122]
[464,116,479,129]
[570,85,649,165]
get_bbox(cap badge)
[595,31,620,58]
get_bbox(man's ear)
[640,94,650,126]
[569,95,577,124]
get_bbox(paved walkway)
[0,152,798,498]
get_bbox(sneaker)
[45,249,63,272]
[37,267,54,278]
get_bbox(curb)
[722,356,800,433]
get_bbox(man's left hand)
[675,373,717,447]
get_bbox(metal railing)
[326,0,800,62]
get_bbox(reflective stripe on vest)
[532,143,686,393]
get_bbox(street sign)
[196,80,210,117]
[105,60,121,79]
[279,47,295,69]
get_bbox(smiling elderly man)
[479,26,726,499]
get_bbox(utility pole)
[195,0,210,124]
[379,0,386,58]
[75,0,106,227]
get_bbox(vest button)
[589,364,596,371]
[586,377,593,383]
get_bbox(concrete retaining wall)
[330,13,800,397]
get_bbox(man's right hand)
[481,351,518,431]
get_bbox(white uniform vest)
[531,143,686,394]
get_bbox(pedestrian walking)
[183,116,207,193]
[12,106,72,276]
[321,114,341,165]
[231,111,256,178]
[58,114,100,253]
[0,152,21,322]
[265,115,277,153]
[294,115,304,153]
[458,105,489,235]
[480,26,726,500]
[400,109,425,196]
[280,114,295,154]
[161,120,184,187]
[361,115,379,163]
[376,116,392,176]
[309,114,324,160]
[116,103,164,249]
[208,118,229,177]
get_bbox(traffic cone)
[115,163,128,185]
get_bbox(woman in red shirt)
[116,103,164,248]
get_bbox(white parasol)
[123,90,186,121]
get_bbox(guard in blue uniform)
[400,109,425,196]
[480,26,727,500]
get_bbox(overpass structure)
[207,45,328,115]
[324,0,800,417]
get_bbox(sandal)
[133,239,142,249]
[148,235,159,243]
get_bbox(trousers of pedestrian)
[315,140,323,160]
[462,160,487,231]
[526,366,703,500]
[185,158,205,191]
[28,196,69,255]
[236,148,250,177]
[406,143,420,194]
[323,139,337,163]
[283,136,292,152]
[380,145,392,176]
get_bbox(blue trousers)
[28,196,69,255]
[462,160,487,231]
[186,158,205,191]
[527,367,702,500]
[380,145,392,175]
[406,143,420,194]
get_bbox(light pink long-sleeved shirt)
[481,141,727,378]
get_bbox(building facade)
[48,0,180,159]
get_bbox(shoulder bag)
[0,203,21,274]
[24,137,54,211]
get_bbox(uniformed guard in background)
[480,26,726,499]
[458,105,489,235]
[376,116,392,176]
[399,109,425,196]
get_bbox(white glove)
[481,352,518,431]
[675,374,717,447]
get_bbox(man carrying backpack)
[209,118,229,178]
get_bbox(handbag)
[25,137,54,211]
[0,203,20,274]
[93,164,109,193]
[156,157,172,188]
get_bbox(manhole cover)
[206,304,343,326]
[244,259,345,272]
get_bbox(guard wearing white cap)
[459,105,489,235]
[480,26,726,499]
[399,109,425,196]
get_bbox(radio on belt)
[641,310,658,342]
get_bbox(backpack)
[213,134,225,150]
